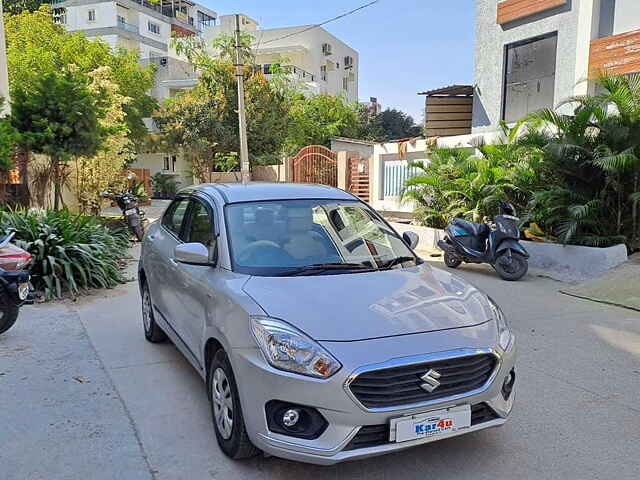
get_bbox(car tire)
[141,282,167,343]
[208,349,260,460]
[0,288,19,335]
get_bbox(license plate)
[18,282,29,301]
[391,405,471,443]
[125,208,137,216]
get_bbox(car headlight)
[487,297,514,351]
[250,316,342,379]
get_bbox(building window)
[88,9,96,22]
[163,155,177,172]
[148,21,161,34]
[320,65,327,82]
[502,33,557,123]
[342,77,349,91]
[263,64,272,74]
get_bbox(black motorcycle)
[103,190,146,242]
[437,202,530,281]
[0,233,33,335]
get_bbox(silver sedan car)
[138,182,516,465]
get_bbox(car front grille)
[348,354,497,409]
[343,403,500,451]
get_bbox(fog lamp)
[282,409,300,427]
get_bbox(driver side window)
[162,198,190,239]
[185,200,215,248]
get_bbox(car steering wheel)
[237,241,293,266]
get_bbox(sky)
[199,0,476,122]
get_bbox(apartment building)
[53,0,217,59]
[203,14,359,103]
[473,0,640,134]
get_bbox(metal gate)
[348,155,370,203]
[291,145,338,186]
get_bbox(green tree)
[11,70,103,209]
[5,6,157,146]
[158,35,290,177]
[374,108,422,141]
[284,94,359,154]
[1,0,43,14]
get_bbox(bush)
[0,208,130,300]
[151,172,181,198]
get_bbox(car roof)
[183,182,357,204]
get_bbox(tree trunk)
[52,157,60,210]
[15,146,30,207]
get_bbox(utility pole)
[234,14,250,184]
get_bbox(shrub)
[151,172,181,198]
[0,208,130,300]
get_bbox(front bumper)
[231,322,516,465]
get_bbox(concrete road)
[2,251,640,479]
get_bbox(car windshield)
[225,199,417,276]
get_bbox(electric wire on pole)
[234,14,250,184]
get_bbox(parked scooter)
[0,233,33,335]
[437,201,530,281]
[102,189,146,242]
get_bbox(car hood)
[242,264,495,342]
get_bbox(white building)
[203,14,359,104]
[53,0,217,59]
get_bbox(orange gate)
[291,145,338,187]
[348,155,370,203]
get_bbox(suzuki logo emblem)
[419,369,442,392]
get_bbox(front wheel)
[127,214,144,242]
[132,223,144,242]
[444,251,463,268]
[0,288,20,335]
[208,350,260,460]
[495,251,528,281]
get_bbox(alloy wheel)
[212,368,234,440]
[142,289,152,332]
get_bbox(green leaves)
[0,208,129,300]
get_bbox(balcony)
[117,19,139,34]
[262,65,316,83]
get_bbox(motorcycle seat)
[452,218,490,238]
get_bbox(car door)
[173,196,218,366]
[146,197,191,337]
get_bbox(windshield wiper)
[379,256,418,270]
[278,262,377,277]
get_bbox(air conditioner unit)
[322,43,333,56]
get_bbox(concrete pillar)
[281,156,292,182]
[574,0,599,97]
[336,151,348,191]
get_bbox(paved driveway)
[2,251,639,480]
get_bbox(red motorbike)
[0,233,32,335]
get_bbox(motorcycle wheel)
[444,251,462,269]
[0,288,20,335]
[133,223,144,242]
[495,251,528,281]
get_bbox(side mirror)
[403,231,419,249]
[174,243,213,266]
